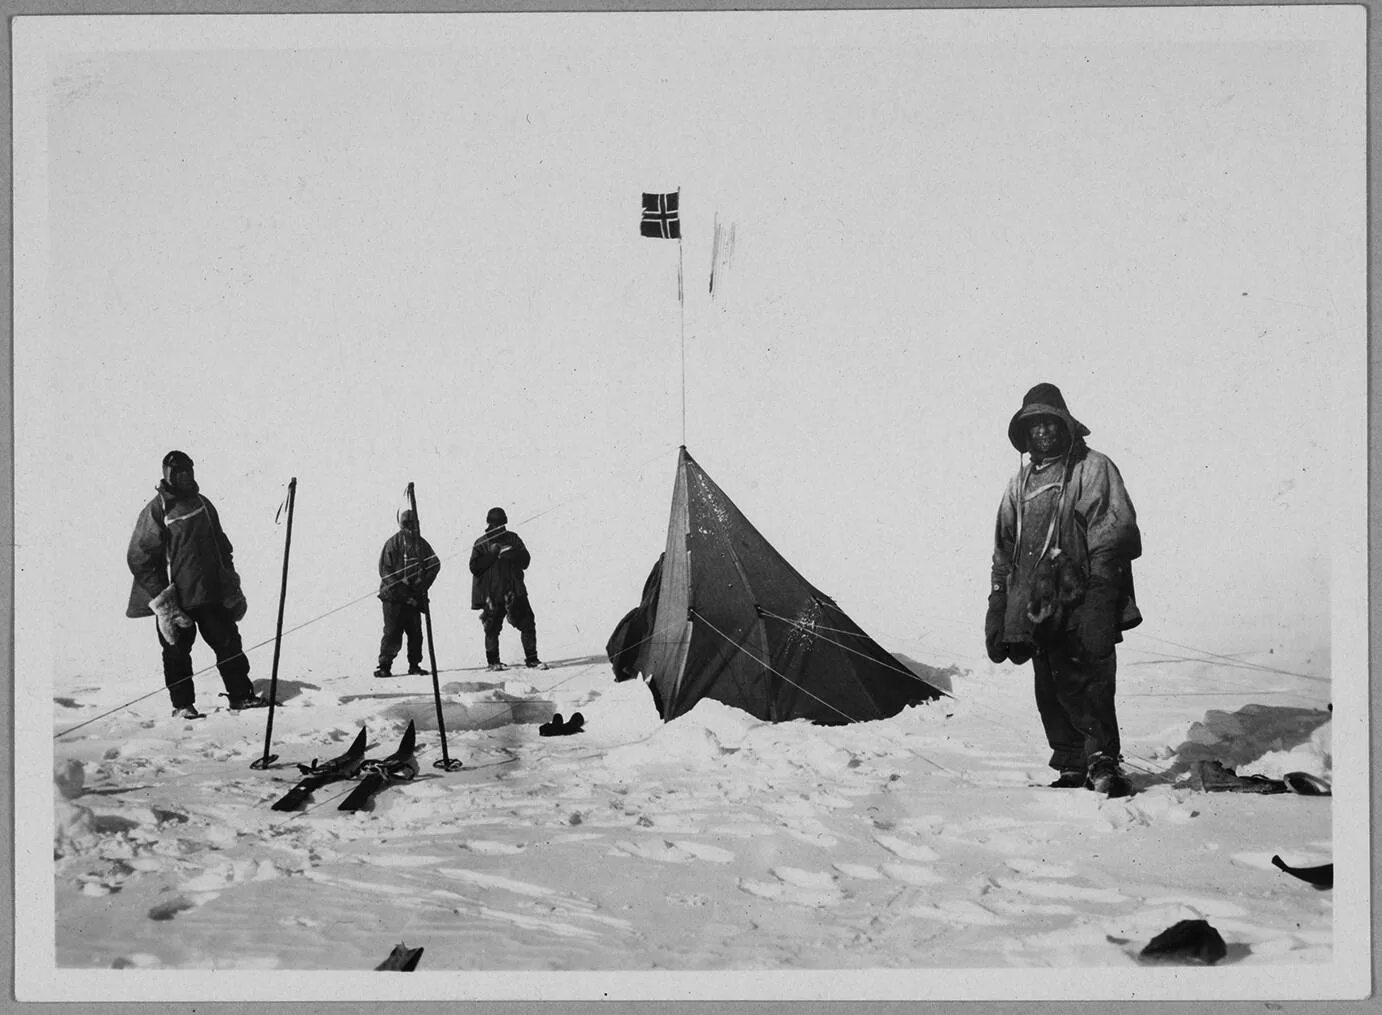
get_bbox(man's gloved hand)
[150,585,194,643]
[985,589,1009,663]
[1075,579,1119,660]
[223,572,248,622]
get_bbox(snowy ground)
[38,622,1350,1001]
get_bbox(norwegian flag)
[640,192,680,239]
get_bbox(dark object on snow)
[1137,919,1227,965]
[339,721,420,812]
[374,942,424,971]
[1282,771,1332,796]
[1194,760,1288,794]
[607,448,946,724]
[270,727,369,811]
[1271,854,1333,889]
[1087,760,1133,798]
[147,897,196,922]
[539,711,585,737]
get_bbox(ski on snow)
[337,721,420,812]
[269,727,369,811]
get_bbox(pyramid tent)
[607,447,946,724]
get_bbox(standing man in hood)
[469,507,547,671]
[987,385,1142,796]
[126,451,268,719]
[374,508,441,678]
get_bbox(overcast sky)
[12,8,1366,698]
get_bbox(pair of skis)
[270,721,419,812]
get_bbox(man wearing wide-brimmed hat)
[987,384,1143,797]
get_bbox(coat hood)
[1007,382,1091,453]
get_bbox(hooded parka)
[991,385,1142,653]
[126,484,238,617]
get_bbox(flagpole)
[677,186,686,448]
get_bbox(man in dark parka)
[986,384,1142,796]
[469,507,547,671]
[374,508,441,678]
[126,450,267,719]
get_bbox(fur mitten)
[149,585,193,643]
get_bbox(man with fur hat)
[126,451,268,719]
[469,507,547,671]
[374,508,441,678]
[987,385,1142,796]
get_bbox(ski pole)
[251,476,296,770]
[407,481,463,771]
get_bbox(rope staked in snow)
[756,611,1187,780]
[689,609,959,777]
[762,611,978,674]
[1133,634,1328,683]
[754,608,954,697]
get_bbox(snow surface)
[41,630,1346,1000]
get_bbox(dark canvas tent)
[606,447,946,724]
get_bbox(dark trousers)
[1031,640,1120,772]
[480,595,538,664]
[158,603,255,708]
[379,599,424,670]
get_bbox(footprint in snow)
[1138,894,1250,919]
[908,899,1009,926]
[178,859,278,898]
[880,862,944,886]
[608,839,690,863]
[772,814,839,848]
[606,838,731,864]
[995,877,1128,904]
[738,871,843,908]
[362,854,454,867]
[437,867,562,900]
[874,834,940,863]
[673,840,735,863]
[810,791,856,810]
[983,897,1077,917]
[771,866,836,888]
[1004,858,1079,879]
[458,840,527,856]
[833,863,884,880]
[666,892,710,908]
